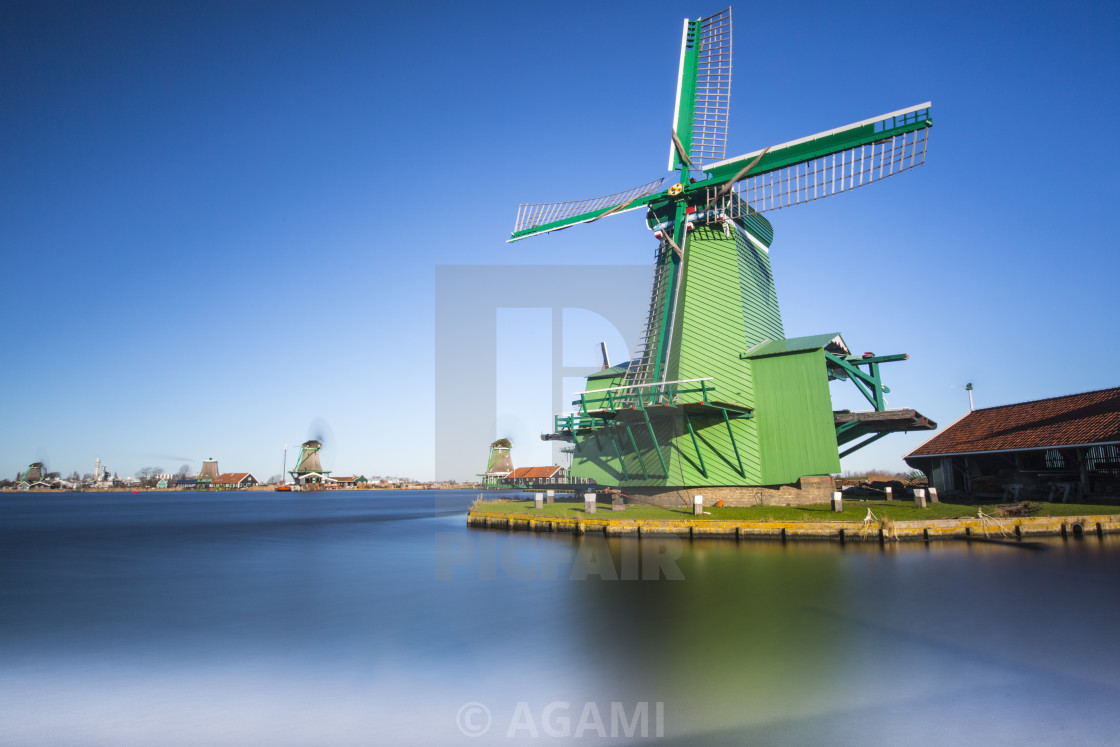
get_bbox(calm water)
[2,490,1119,745]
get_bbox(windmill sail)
[510,177,666,241]
[670,8,734,172]
[619,236,679,396]
[688,7,733,170]
[704,103,931,217]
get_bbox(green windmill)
[512,7,937,505]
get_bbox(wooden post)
[693,495,703,516]
[1078,448,1090,497]
[831,491,843,512]
[585,492,596,514]
[913,488,927,509]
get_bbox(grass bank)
[472,497,1120,523]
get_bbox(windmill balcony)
[551,378,753,439]
[578,378,716,413]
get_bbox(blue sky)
[2,0,1118,481]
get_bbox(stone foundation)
[624,476,834,508]
[467,510,1120,543]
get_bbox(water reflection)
[1,491,1118,745]
[560,533,1120,744]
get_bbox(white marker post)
[928,487,939,504]
[884,486,893,501]
[534,492,543,509]
[693,495,703,516]
[832,491,843,512]
[546,489,555,504]
[584,492,596,514]
[913,488,927,509]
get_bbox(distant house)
[294,472,329,486]
[175,478,198,490]
[501,466,566,486]
[155,478,169,489]
[905,387,1120,500]
[211,473,260,490]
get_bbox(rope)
[858,507,889,540]
[976,509,1011,538]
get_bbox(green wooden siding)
[751,350,840,485]
[570,224,792,489]
[663,414,759,487]
[733,229,784,352]
[661,224,784,485]
[584,370,625,392]
[567,413,769,489]
[569,225,849,490]
[667,225,780,408]
[569,431,625,485]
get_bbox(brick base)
[624,476,835,508]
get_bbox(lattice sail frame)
[703,103,931,218]
[689,8,732,169]
[718,127,929,216]
[512,178,666,237]
[619,236,679,397]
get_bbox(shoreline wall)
[467,509,1120,543]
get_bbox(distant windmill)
[516,7,935,502]
[480,439,514,487]
[289,440,330,485]
[198,458,219,484]
[18,462,45,484]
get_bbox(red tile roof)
[908,387,1120,457]
[506,466,563,479]
[212,472,256,485]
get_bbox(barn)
[904,387,1120,501]
[501,466,566,487]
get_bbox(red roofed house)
[211,472,260,490]
[501,466,566,486]
[905,387,1120,501]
